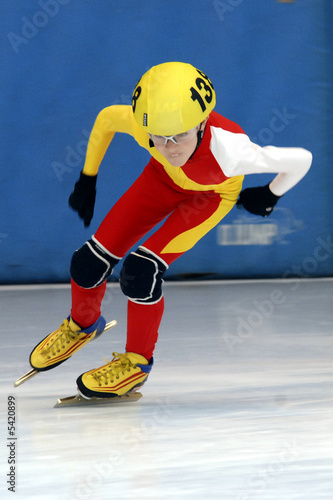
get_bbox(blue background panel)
[1,0,332,283]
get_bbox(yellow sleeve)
[82,105,149,176]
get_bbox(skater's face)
[150,119,208,167]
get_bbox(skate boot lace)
[92,353,133,386]
[42,318,81,357]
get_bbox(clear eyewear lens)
[149,126,199,146]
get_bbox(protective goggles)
[149,125,199,146]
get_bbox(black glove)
[236,184,281,217]
[68,171,97,227]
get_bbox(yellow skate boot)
[29,316,106,371]
[76,352,153,399]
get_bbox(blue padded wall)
[1,0,332,283]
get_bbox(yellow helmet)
[132,62,216,136]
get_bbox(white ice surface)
[0,280,332,500]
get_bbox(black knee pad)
[70,238,120,288]
[120,247,167,303]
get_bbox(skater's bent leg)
[69,162,181,330]
[70,237,120,327]
[123,193,238,358]
[120,247,168,360]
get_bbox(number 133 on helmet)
[132,61,216,136]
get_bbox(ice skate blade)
[14,368,38,387]
[54,392,142,408]
[104,320,117,331]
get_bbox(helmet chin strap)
[189,126,205,159]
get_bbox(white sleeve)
[210,126,312,196]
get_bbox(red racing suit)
[71,106,312,359]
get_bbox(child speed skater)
[28,62,312,399]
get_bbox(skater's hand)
[236,184,281,217]
[68,171,97,227]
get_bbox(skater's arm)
[210,128,312,196]
[210,127,312,217]
[82,105,139,176]
[69,105,148,226]
[235,145,312,217]
[238,144,312,197]
[237,145,312,217]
